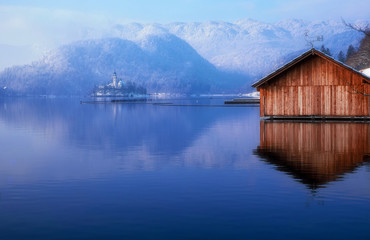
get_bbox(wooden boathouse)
[252,49,370,119]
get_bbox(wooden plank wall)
[258,122,370,184]
[259,55,370,116]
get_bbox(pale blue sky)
[1,0,369,23]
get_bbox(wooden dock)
[111,98,150,103]
[262,115,370,121]
[224,98,260,104]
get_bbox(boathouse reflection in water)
[255,121,370,189]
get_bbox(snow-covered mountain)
[0,34,247,95]
[0,18,367,95]
[107,19,366,76]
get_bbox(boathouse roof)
[251,48,370,88]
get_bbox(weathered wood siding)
[258,55,370,117]
[257,122,370,187]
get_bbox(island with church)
[90,72,147,97]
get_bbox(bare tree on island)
[342,18,370,36]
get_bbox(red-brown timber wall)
[258,55,370,117]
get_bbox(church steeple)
[112,71,117,88]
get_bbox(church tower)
[112,71,117,88]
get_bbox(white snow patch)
[360,68,370,77]
[242,91,260,98]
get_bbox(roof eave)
[251,48,370,88]
[251,49,314,88]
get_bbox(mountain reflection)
[0,98,252,155]
[255,121,370,189]
[0,98,260,183]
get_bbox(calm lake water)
[0,97,369,240]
